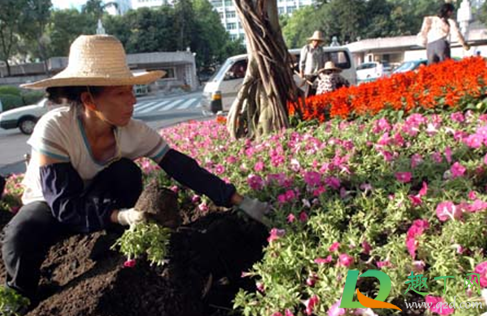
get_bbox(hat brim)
[20,70,166,90]
[319,67,342,73]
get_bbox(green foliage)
[112,222,172,266]
[20,91,45,105]
[0,287,30,316]
[46,9,96,57]
[0,95,24,111]
[0,86,20,97]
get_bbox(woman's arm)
[157,149,237,207]
[37,151,119,232]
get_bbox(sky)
[51,0,86,10]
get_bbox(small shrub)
[0,287,30,316]
[20,91,44,106]
[0,86,21,97]
[0,94,23,111]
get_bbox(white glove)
[117,208,146,226]
[238,196,269,224]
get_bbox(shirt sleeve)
[40,163,115,233]
[299,46,308,73]
[420,16,432,37]
[449,19,467,46]
[120,120,170,162]
[158,149,236,207]
[27,113,70,162]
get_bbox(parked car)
[356,61,391,83]
[0,98,66,135]
[393,59,428,74]
[202,47,357,114]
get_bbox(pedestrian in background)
[299,30,325,97]
[315,61,350,95]
[418,3,470,65]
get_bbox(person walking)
[299,30,326,97]
[418,2,470,65]
[1,34,269,312]
[315,61,350,95]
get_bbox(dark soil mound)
[0,206,268,316]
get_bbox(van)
[201,47,356,114]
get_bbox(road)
[0,91,206,176]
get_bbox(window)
[287,6,296,13]
[159,67,175,79]
[226,11,236,18]
[224,59,248,81]
[219,12,223,19]
[324,51,352,69]
[227,22,237,30]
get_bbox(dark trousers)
[1,158,143,301]
[427,39,451,65]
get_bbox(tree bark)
[227,0,305,139]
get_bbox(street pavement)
[0,90,207,176]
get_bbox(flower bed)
[3,57,487,315]
[160,109,487,316]
[291,57,487,122]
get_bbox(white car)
[0,98,64,135]
[356,61,391,83]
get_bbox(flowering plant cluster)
[111,222,172,266]
[0,174,23,214]
[159,107,487,315]
[290,57,487,122]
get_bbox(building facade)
[208,0,315,44]
[105,0,133,15]
[130,0,173,10]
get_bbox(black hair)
[438,3,454,20]
[46,86,105,104]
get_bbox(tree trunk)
[227,0,305,140]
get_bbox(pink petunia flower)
[315,255,333,264]
[329,242,340,252]
[450,162,466,178]
[304,295,319,316]
[425,295,454,315]
[395,172,412,183]
[268,228,286,243]
[247,174,264,191]
[287,213,296,223]
[285,309,294,316]
[338,254,354,267]
[123,259,136,268]
[362,241,372,255]
[436,201,462,222]
[474,261,487,287]
[299,212,308,222]
[327,299,346,316]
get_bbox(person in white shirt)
[299,30,326,97]
[419,3,470,65]
[2,34,268,310]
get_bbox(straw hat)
[307,31,325,42]
[319,61,342,73]
[21,35,165,89]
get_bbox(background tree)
[45,9,94,57]
[173,0,196,50]
[18,0,52,74]
[0,0,25,76]
[191,0,236,69]
[281,6,322,48]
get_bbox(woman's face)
[87,85,136,126]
